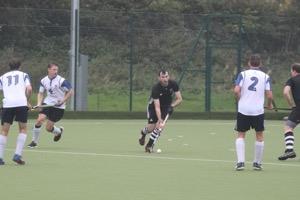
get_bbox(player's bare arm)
[37,92,44,106]
[56,88,74,106]
[171,91,182,108]
[233,85,241,101]
[283,85,295,108]
[265,90,273,109]
[154,99,162,122]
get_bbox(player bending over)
[138,69,182,153]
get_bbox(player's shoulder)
[168,79,179,87]
[152,82,161,90]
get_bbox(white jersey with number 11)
[0,70,31,108]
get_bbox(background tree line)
[0,0,299,95]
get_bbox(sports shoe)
[278,151,296,160]
[253,162,263,171]
[0,158,5,165]
[53,126,64,142]
[139,130,146,146]
[12,154,25,165]
[27,141,37,148]
[235,162,245,171]
[145,144,153,153]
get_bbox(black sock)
[284,131,294,152]
[146,128,161,147]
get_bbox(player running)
[27,63,73,148]
[234,54,273,171]
[278,63,300,160]
[138,69,182,153]
[0,59,32,165]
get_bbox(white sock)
[32,126,42,143]
[235,138,245,163]
[0,135,8,159]
[15,133,27,156]
[52,126,62,135]
[254,141,264,164]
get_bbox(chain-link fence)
[1,7,300,112]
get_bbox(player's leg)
[253,132,264,170]
[12,106,29,165]
[278,110,298,160]
[145,108,168,153]
[139,123,155,146]
[45,107,64,142]
[252,114,264,170]
[278,125,297,160]
[0,108,14,165]
[28,113,47,148]
[139,105,156,146]
[0,123,11,165]
[235,113,249,170]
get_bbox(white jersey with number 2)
[235,69,271,116]
[0,70,31,108]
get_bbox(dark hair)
[291,63,300,73]
[249,54,261,67]
[9,59,21,70]
[48,63,58,68]
[158,69,169,76]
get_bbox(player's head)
[47,63,59,78]
[290,63,300,76]
[248,54,261,68]
[9,59,21,70]
[158,69,169,86]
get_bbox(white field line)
[7,148,300,168]
[26,120,283,127]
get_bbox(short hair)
[48,63,58,69]
[158,69,169,76]
[249,54,261,67]
[9,59,21,70]
[291,63,300,73]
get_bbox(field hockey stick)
[265,106,292,111]
[162,113,169,125]
[31,104,55,110]
[271,100,278,112]
[154,113,170,151]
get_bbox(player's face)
[48,65,58,78]
[159,72,169,87]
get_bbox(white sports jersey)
[235,68,271,116]
[0,70,31,108]
[39,75,72,109]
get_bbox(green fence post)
[128,14,133,112]
[204,16,211,112]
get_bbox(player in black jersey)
[138,69,182,153]
[278,63,300,160]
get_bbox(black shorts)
[1,106,29,125]
[235,112,265,132]
[40,107,64,123]
[147,105,169,124]
[287,107,300,124]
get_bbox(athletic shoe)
[0,158,5,165]
[54,126,64,142]
[278,151,296,160]
[235,162,245,171]
[145,145,153,153]
[12,154,25,165]
[139,130,146,146]
[253,162,263,171]
[27,141,37,148]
